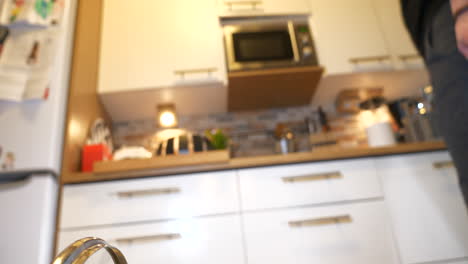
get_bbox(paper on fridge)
[0,29,59,101]
[0,0,65,29]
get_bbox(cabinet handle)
[116,233,181,244]
[433,161,455,170]
[289,215,352,228]
[282,172,343,183]
[116,187,181,198]
[224,0,263,10]
[174,68,218,78]
[398,54,421,61]
[349,55,391,64]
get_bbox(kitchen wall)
[112,69,430,157]
[113,105,319,157]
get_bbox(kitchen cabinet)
[217,0,310,17]
[58,215,245,264]
[373,0,424,69]
[99,0,227,93]
[238,158,383,211]
[243,201,399,264]
[376,152,468,264]
[308,0,391,75]
[60,170,239,228]
[308,0,423,75]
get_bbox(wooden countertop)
[61,141,446,185]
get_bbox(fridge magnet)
[9,0,26,22]
[50,0,64,25]
[27,40,40,65]
[1,151,15,170]
[34,0,54,20]
[0,26,9,56]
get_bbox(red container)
[81,144,112,172]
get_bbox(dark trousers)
[424,2,468,206]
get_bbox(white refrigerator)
[0,0,77,263]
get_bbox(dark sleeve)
[400,0,426,55]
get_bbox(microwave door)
[233,31,294,62]
[226,27,298,71]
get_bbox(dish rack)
[52,237,128,264]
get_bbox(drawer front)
[239,158,382,211]
[60,171,239,228]
[58,215,244,264]
[243,201,399,264]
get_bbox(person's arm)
[451,0,468,58]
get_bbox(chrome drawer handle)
[116,233,181,244]
[282,172,343,183]
[174,68,218,78]
[349,55,391,64]
[225,0,263,10]
[289,215,352,228]
[433,161,455,170]
[116,187,181,198]
[398,54,421,61]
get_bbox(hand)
[455,10,468,59]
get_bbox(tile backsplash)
[113,105,319,157]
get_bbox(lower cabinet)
[377,152,468,264]
[243,201,399,264]
[57,151,468,264]
[58,215,245,264]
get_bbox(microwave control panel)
[294,25,319,65]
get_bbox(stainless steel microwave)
[223,17,319,72]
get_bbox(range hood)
[228,66,324,111]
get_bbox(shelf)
[228,66,324,111]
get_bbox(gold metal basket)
[52,237,128,264]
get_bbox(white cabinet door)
[243,201,399,264]
[58,215,245,264]
[217,0,310,17]
[377,152,468,264]
[99,0,226,93]
[239,158,382,211]
[60,171,239,228]
[308,0,391,75]
[373,0,424,69]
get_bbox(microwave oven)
[223,17,319,72]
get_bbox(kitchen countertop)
[61,141,446,184]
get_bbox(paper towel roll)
[366,122,396,147]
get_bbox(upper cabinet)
[309,0,390,75]
[217,0,310,17]
[309,0,423,75]
[373,0,424,69]
[98,0,227,93]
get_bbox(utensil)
[274,123,297,154]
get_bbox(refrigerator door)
[0,0,77,172]
[0,174,58,264]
